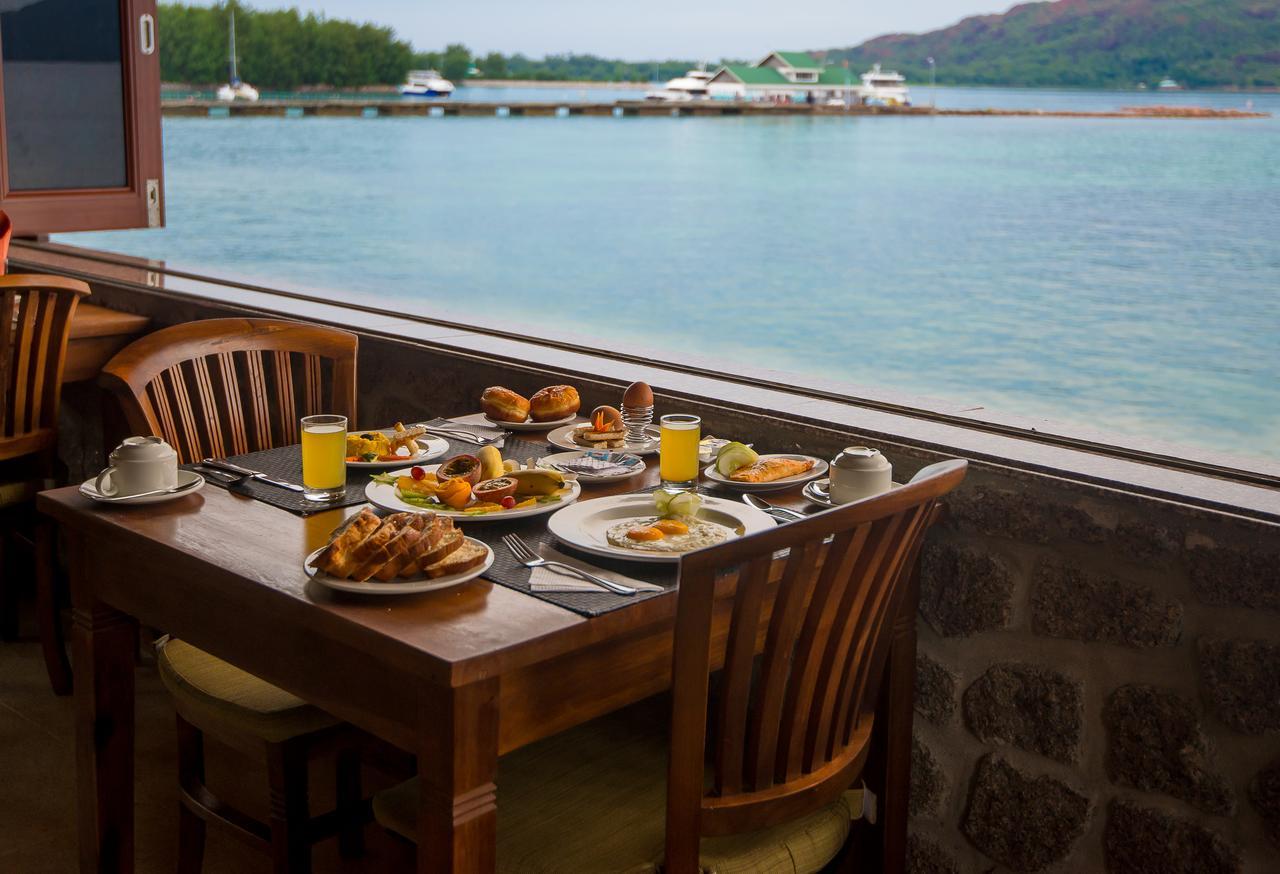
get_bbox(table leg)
[417,678,499,874]
[70,536,136,874]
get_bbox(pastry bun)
[529,385,581,421]
[481,386,531,423]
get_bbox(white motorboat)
[400,70,455,98]
[216,10,259,102]
[1157,78,1183,91]
[858,64,910,106]
[644,68,713,102]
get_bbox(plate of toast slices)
[305,508,493,594]
[703,454,828,492]
[546,423,659,456]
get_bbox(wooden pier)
[160,99,1269,120]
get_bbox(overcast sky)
[244,1,1018,59]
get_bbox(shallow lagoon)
[66,87,1280,464]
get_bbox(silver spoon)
[742,493,806,522]
[93,482,197,502]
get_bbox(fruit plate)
[364,465,581,521]
[345,433,451,469]
[546,423,659,456]
[483,413,576,431]
[703,455,829,492]
[546,494,775,564]
[304,539,494,595]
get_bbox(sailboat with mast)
[216,8,259,101]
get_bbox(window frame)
[0,0,163,234]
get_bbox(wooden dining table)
[36,419,916,874]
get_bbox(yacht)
[215,10,259,102]
[400,70,455,98]
[644,68,713,102]
[1157,78,1183,91]
[858,64,910,106]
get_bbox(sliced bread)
[310,508,381,578]
[367,515,431,582]
[424,538,488,579]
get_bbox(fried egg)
[606,515,733,553]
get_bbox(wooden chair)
[99,317,370,873]
[0,275,89,695]
[99,316,357,464]
[372,459,967,874]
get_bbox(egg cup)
[621,404,654,446]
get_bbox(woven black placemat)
[461,513,677,617]
[185,434,555,517]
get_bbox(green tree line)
[159,2,412,88]
[160,2,710,88]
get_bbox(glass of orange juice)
[659,414,701,492]
[301,414,347,502]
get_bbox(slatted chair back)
[664,458,967,873]
[100,318,358,464]
[0,275,91,461]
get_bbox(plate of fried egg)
[545,492,775,564]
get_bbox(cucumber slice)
[716,442,759,476]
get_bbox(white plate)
[546,493,775,564]
[537,451,646,484]
[79,469,205,505]
[704,455,828,492]
[546,423,659,456]
[802,478,901,508]
[345,432,450,469]
[364,465,581,521]
[483,413,577,431]
[304,539,494,595]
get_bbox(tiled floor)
[0,639,413,873]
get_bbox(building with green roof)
[706,51,862,103]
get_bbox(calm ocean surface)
[64,86,1280,465]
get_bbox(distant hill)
[819,0,1280,89]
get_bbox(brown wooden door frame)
[0,0,164,235]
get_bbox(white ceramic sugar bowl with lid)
[829,446,893,504]
[95,436,178,497]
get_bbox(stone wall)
[56,281,1280,872]
[909,468,1280,874]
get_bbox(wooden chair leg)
[266,738,312,874]
[336,747,364,858]
[177,714,208,874]
[35,519,72,695]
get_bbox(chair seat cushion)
[373,700,859,874]
[157,638,338,745]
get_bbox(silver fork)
[501,534,637,595]
[415,424,505,445]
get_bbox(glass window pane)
[1,0,127,191]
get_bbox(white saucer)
[546,423,659,456]
[483,413,577,431]
[802,478,900,508]
[79,470,205,505]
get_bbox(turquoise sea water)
[65,87,1280,465]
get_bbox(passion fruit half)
[437,454,482,485]
[473,476,518,503]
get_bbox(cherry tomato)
[501,495,517,509]
[410,466,426,481]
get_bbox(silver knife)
[199,458,307,493]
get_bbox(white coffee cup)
[829,446,893,504]
[95,436,178,497]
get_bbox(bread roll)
[529,385,580,421]
[481,386,530,422]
